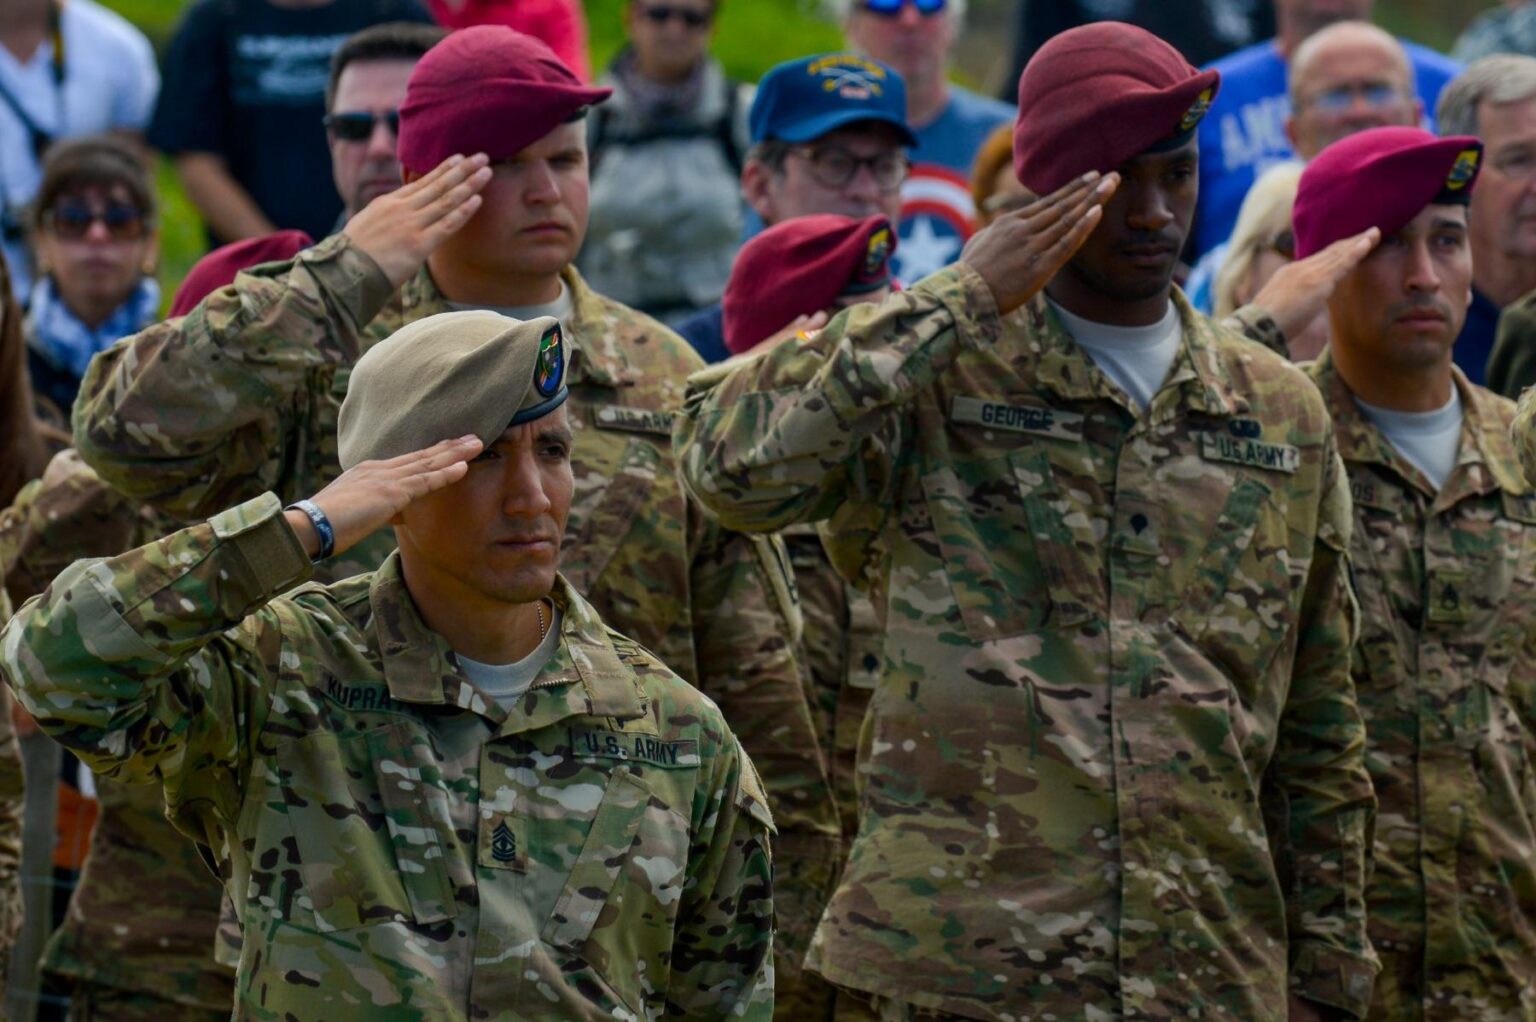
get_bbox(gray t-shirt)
[448,281,575,326]
[1356,388,1463,492]
[454,605,563,709]
[1047,297,1182,411]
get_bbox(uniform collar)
[1310,350,1529,502]
[1023,286,1247,421]
[399,264,639,390]
[367,556,645,731]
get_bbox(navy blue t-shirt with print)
[149,0,430,245]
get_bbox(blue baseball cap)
[750,53,917,147]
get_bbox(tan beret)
[338,310,568,470]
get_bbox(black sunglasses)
[637,4,712,28]
[324,110,400,142]
[44,202,148,242]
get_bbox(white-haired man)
[1445,55,1536,393]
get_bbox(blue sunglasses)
[862,0,947,15]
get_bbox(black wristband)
[285,499,335,562]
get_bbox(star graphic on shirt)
[896,216,963,281]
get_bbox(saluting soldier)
[1302,127,1536,1020]
[1,311,776,1021]
[68,25,836,990]
[676,22,1377,1022]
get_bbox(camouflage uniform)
[675,265,1378,1020]
[786,523,880,845]
[72,235,840,1001]
[0,449,232,1018]
[1310,354,1536,1021]
[0,493,777,1021]
[0,588,20,998]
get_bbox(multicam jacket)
[0,588,19,995]
[70,237,838,991]
[1311,354,1536,1021]
[0,494,776,1021]
[676,265,1378,1020]
[0,449,233,1009]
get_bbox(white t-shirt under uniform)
[1047,297,1182,411]
[1356,388,1464,492]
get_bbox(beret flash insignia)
[1178,88,1214,133]
[864,226,893,277]
[534,324,564,397]
[1445,148,1480,191]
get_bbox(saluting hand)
[284,435,484,559]
[961,171,1119,317]
[1248,227,1380,346]
[343,153,494,289]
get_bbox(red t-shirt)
[427,0,590,82]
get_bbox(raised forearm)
[73,235,394,518]
[0,494,308,780]
[676,264,993,533]
[175,152,276,243]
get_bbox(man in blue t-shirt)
[1193,0,1459,261]
[839,0,1013,282]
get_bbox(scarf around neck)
[25,274,161,380]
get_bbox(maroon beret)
[1293,126,1483,259]
[723,215,896,355]
[169,229,314,318]
[397,26,611,174]
[1014,22,1219,195]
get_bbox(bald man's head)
[1287,21,1419,160]
[1275,0,1373,55]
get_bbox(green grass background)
[110,0,1486,301]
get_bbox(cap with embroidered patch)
[338,311,568,469]
[397,26,612,174]
[1013,22,1219,195]
[169,230,314,318]
[1293,126,1483,259]
[750,53,917,147]
[723,214,896,355]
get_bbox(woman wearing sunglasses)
[24,136,158,420]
